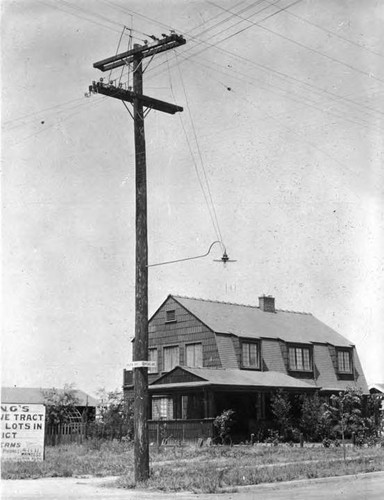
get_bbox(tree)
[324,387,364,459]
[270,390,292,440]
[299,392,324,441]
[93,389,133,440]
[365,393,384,439]
[43,384,81,425]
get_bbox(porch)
[145,366,318,442]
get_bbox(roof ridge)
[173,294,260,309]
[172,294,311,315]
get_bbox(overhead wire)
[145,12,384,124]
[37,0,144,42]
[166,54,225,250]
[174,52,225,251]
[208,1,384,85]
[263,0,384,59]
[3,96,88,128]
[122,0,383,123]
[181,54,383,134]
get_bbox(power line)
[166,55,224,248]
[181,54,383,134]
[175,54,225,249]
[146,14,384,124]
[3,96,86,127]
[208,1,384,85]
[37,0,143,41]
[9,93,111,147]
[263,0,384,59]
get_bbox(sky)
[1,0,384,398]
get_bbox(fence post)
[300,433,304,448]
[156,422,161,450]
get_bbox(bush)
[213,409,235,444]
[270,390,292,441]
[87,389,133,441]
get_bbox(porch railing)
[148,418,215,444]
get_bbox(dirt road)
[2,471,384,499]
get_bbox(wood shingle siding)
[215,334,237,369]
[148,296,221,372]
[262,339,288,373]
[124,294,369,395]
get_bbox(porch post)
[203,389,209,418]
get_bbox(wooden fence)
[45,422,86,446]
[46,419,215,446]
[148,419,215,444]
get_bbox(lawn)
[2,440,384,493]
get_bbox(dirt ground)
[2,471,384,500]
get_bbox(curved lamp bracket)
[148,240,235,267]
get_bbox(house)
[369,383,384,395]
[1,387,98,421]
[123,294,368,441]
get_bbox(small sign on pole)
[1,403,46,461]
[127,361,157,369]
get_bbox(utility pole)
[89,33,186,483]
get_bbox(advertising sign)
[1,403,46,461]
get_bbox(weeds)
[2,439,384,493]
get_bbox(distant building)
[124,294,368,441]
[1,387,98,421]
[369,383,384,394]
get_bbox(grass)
[2,440,384,494]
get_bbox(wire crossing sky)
[2,0,384,395]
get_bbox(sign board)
[1,403,46,461]
[127,361,157,369]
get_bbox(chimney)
[259,295,275,313]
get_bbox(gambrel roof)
[171,295,353,347]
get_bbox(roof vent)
[259,295,275,313]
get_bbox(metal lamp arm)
[148,240,225,267]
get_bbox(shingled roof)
[172,295,352,347]
[150,366,317,391]
[1,387,98,407]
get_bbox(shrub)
[213,409,235,444]
[86,389,133,441]
[270,390,292,441]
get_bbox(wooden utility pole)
[90,33,186,483]
[133,49,149,482]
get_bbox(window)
[288,346,312,371]
[185,343,203,367]
[242,342,260,369]
[163,345,179,371]
[148,348,158,373]
[166,310,176,322]
[337,349,352,373]
[152,396,173,419]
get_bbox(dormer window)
[288,345,312,372]
[165,310,176,323]
[337,349,352,373]
[241,341,260,369]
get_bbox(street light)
[147,240,236,267]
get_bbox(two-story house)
[123,294,368,441]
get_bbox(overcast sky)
[2,0,384,397]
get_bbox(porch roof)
[149,367,317,391]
